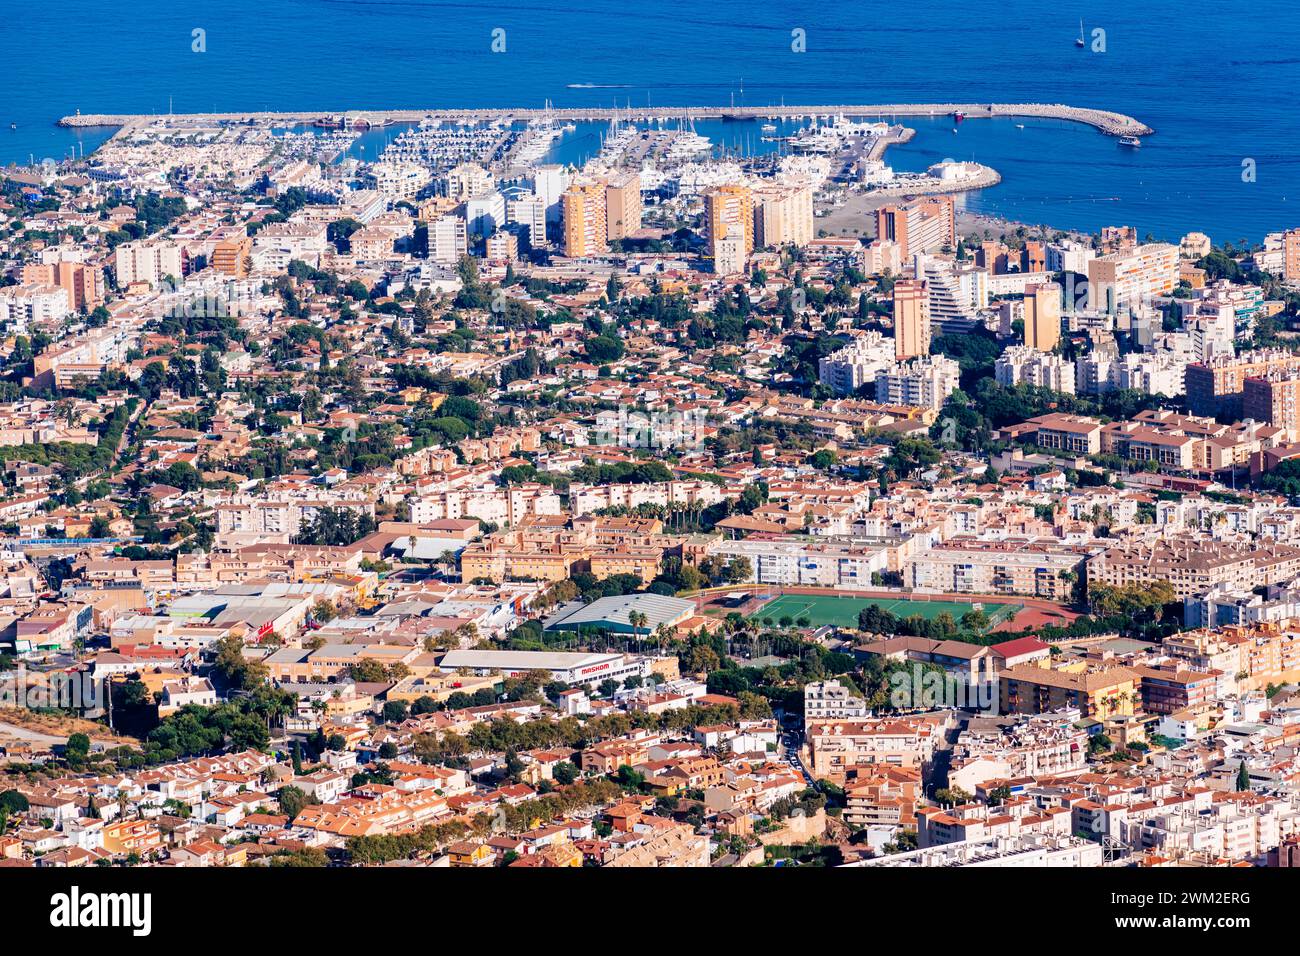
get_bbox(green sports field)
[746,594,1022,629]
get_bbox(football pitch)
[746,594,1022,629]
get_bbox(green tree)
[311,599,337,624]
[65,733,91,763]
[584,335,625,364]
[267,847,329,867]
[279,785,309,821]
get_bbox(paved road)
[927,711,970,793]
[782,731,815,786]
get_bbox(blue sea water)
[5,0,1300,243]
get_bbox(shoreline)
[57,101,1154,138]
[816,119,1123,245]
[816,190,1091,247]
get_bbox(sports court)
[746,593,1022,629]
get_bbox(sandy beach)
[815,187,1093,248]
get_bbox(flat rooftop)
[438,649,622,671]
[544,593,696,632]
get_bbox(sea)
[5,0,1300,244]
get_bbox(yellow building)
[460,540,587,583]
[999,663,1139,719]
[588,547,663,582]
[211,235,253,278]
[892,278,931,360]
[562,181,608,257]
[386,671,501,704]
[535,841,583,867]
[1283,228,1300,282]
[1022,282,1061,352]
[447,840,494,867]
[604,172,642,242]
[807,714,947,781]
[704,184,754,254]
[102,819,162,857]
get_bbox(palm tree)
[627,611,648,651]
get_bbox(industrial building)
[543,593,695,635]
[435,648,651,687]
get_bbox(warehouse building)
[435,649,650,687]
[542,593,696,635]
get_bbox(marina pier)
[58,102,1153,138]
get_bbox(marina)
[59,102,1155,139]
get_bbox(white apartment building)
[1254,229,1292,277]
[251,222,329,272]
[465,190,506,237]
[804,679,870,721]
[214,497,376,548]
[338,188,387,224]
[507,194,547,248]
[409,485,563,526]
[818,331,896,395]
[114,240,185,287]
[1087,242,1179,314]
[1046,239,1096,276]
[874,355,961,410]
[1185,581,1300,629]
[753,180,814,248]
[915,254,988,329]
[569,480,724,515]
[986,271,1055,298]
[863,239,904,276]
[445,163,494,201]
[906,539,1084,599]
[0,285,71,330]
[531,164,570,222]
[1195,280,1266,338]
[1075,349,1120,395]
[369,161,432,200]
[1115,351,1187,397]
[429,214,469,265]
[1178,312,1236,361]
[994,346,1076,394]
[712,233,747,276]
[707,537,888,589]
[852,833,1103,867]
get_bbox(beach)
[813,187,1087,248]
